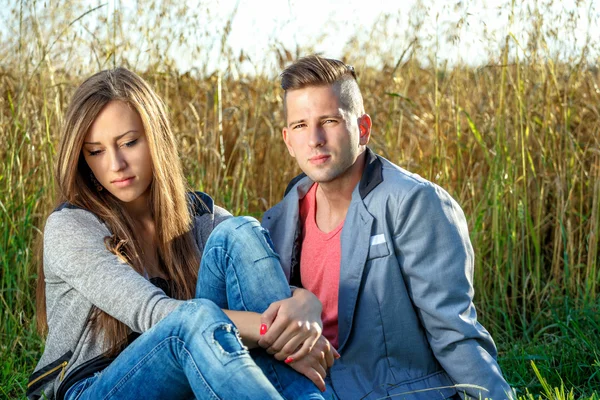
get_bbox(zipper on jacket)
[55,351,119,400]
[27,361,68,388]
[60,362,68,381]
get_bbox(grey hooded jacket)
[27,193,230,400]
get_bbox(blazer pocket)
[367,234,390,260]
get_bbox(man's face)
[282,84,370,184]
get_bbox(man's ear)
[358,114,372,145]
[282,127,296,157]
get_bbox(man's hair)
[280,55,365,121]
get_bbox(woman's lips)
[112,177,135,188]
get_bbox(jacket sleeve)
[392,182,513,400]
[43,208,183,333]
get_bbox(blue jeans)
[66,217,324,400]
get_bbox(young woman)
[27,68,336,400]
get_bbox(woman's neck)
[133,217,165,279]
[122,190,152,222]
[119,192,164,278]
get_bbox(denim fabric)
[64,375,96,400]
[66,216,323,400]
[197,216,292,311]
[66,299,281,400]
[198,216,325,400]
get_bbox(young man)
[262,55,513,399]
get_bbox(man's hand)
[257,288,323,361]
[287,335,340,392]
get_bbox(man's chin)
[304,172,336,184]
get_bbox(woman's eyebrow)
[84,130,139,145]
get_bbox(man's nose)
[308,125,326,148]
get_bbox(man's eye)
[293,124,305,129]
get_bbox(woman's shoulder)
[42,204,113,277]
[45,203,108,238]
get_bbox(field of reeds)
[1,0,599,398]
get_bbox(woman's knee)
[176,299,248,355]
[206,216,278,262]
[212,216,261,240]
[203,217,262,259]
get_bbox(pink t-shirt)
[299,183,343,348]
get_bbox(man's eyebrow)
[288,119,306,126]
[288,114,344,126]
[84,130,139,145]
[320,114,344,119]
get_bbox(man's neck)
[314,151,366,232]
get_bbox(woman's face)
[82,100,153,209]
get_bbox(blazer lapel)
[263,177,314,281]
[337,197,374,352]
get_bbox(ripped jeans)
[65,217,324,400]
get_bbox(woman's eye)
[88,150,102,156]
[123,139,138,148]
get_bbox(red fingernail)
[334,353,341,359]
[284,357,294,364]
[259,324,267,335]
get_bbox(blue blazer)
[262,149,513,400]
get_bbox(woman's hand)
[286,335,340,392]
[257,288,323,361]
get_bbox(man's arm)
[393,182,513,400]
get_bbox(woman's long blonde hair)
[36,68,200,354]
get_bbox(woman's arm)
[44,208,183,332]
[222,288,323,354]
[220,310,262,347]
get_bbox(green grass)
[500,304,600,397]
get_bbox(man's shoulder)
[372,155,432,195]
[363,153,461,216]
[367,155,463,220]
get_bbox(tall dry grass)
[1,0,599,397]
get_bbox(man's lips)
[309,154,330,164]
